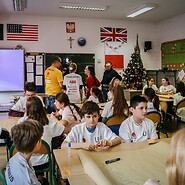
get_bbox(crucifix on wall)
[67,37,74,49]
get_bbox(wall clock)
[78,37,86,46]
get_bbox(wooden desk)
[157,94,174,102]
[53,139,170,185]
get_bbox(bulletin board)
[161,39,185,70]
[25,52,45,93]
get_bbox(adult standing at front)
[84,65,100,98]
[101,61,122,102]
[45,56,63,113]
[63,62,83,103]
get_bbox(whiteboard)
[0,49,24,91]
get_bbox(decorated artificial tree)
[123,34,147,90]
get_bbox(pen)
[105,157,120,164]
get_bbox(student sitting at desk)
[142,77,158,95]
[173,81,185,122]
[52,92,81,133]
[16,96,66,184]
[144,88,159,113]
[159,77,176,95]
[88,86,104,104]
[9,82,45,117]
[5,119,43,185]
[101,85,129,122]
[119,95,157,143]
[63,101,121,151]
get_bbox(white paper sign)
[27,63,34,72]
[36,55,43,65]
[27,73,34,82]
[36,76,43,85]
[25,55,35,63]
[36,65,43,75]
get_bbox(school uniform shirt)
[58,105,81,132]
[11,95,45,112]
[17,116,65,166]
[63,73,83,103]
[119,116,157,143]
[142,84,158,94]
[147,102,157,113]
[101,100,113,118]
[45,65,63,96]
[107,91,113,101]
[5,152,41,185]
[173,93,185,122]
[159,85,176,93]
[88,95,99,104]
[65,122,117,144]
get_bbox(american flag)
[100,27,127,43]
[7,24,38,41]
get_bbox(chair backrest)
[160,102,168,113]
[146,111,161,125]
[0,169,7,185]
[104,114,127,135]
[176,98,185,110]
[9,140,54,185]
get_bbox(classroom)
[1,0,185,185]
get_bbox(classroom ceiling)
[1,0,185,22]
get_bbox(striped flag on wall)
[7,24,38,41]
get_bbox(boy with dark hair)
[64,101,121,150]
[5,119,43,185]
[119,95,157,143]
[9,82,45,117]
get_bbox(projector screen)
[0,49,24,91]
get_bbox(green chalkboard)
[161,39,185,70]
[45,53,95,83]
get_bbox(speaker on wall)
[144,41,152,52]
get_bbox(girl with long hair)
[142,77,158,94]
[84,65,100,98]
[144,88,159,112]
[88,86,104,103]
[101,85,129,122]
[16,96,66,184]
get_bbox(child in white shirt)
[64,101,121,151]
[119,95,157,143]
[88,86,104,104]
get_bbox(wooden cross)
[67,37,74,49]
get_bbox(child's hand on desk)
[96,139,111,147]
[82,142,96,151]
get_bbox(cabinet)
[146,70,178,88]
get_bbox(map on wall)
[161,39,185,70]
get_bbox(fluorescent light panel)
[13,0,26,11]
[59,4,107,11]
[127,4,156,18]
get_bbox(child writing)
[63,101,121,151]
[9,82,45,117]
[52,92,81,133]
[119,95,157,142]
[88,86,104,103]
[144,88,160,113]
[5,119,43,185]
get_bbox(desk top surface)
[53,138,171,185]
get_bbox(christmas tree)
[123,34,147,90]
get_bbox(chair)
[146,111,168,139]
[104,114,127,135]
[0,169,7,185]
[174,98,185,128]
[9,140,54,185]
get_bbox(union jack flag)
[100,27,127,43]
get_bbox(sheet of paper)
[36,65,43,75]
[36,76,43,85]
[26,63,34,72]
[27,73,34,82]
[36,55,43,65]
[178,69,185,81]
[25,55,35,63]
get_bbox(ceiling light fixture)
[13,0,26,11]
[59,4,107,11]
[126,4,156,18]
